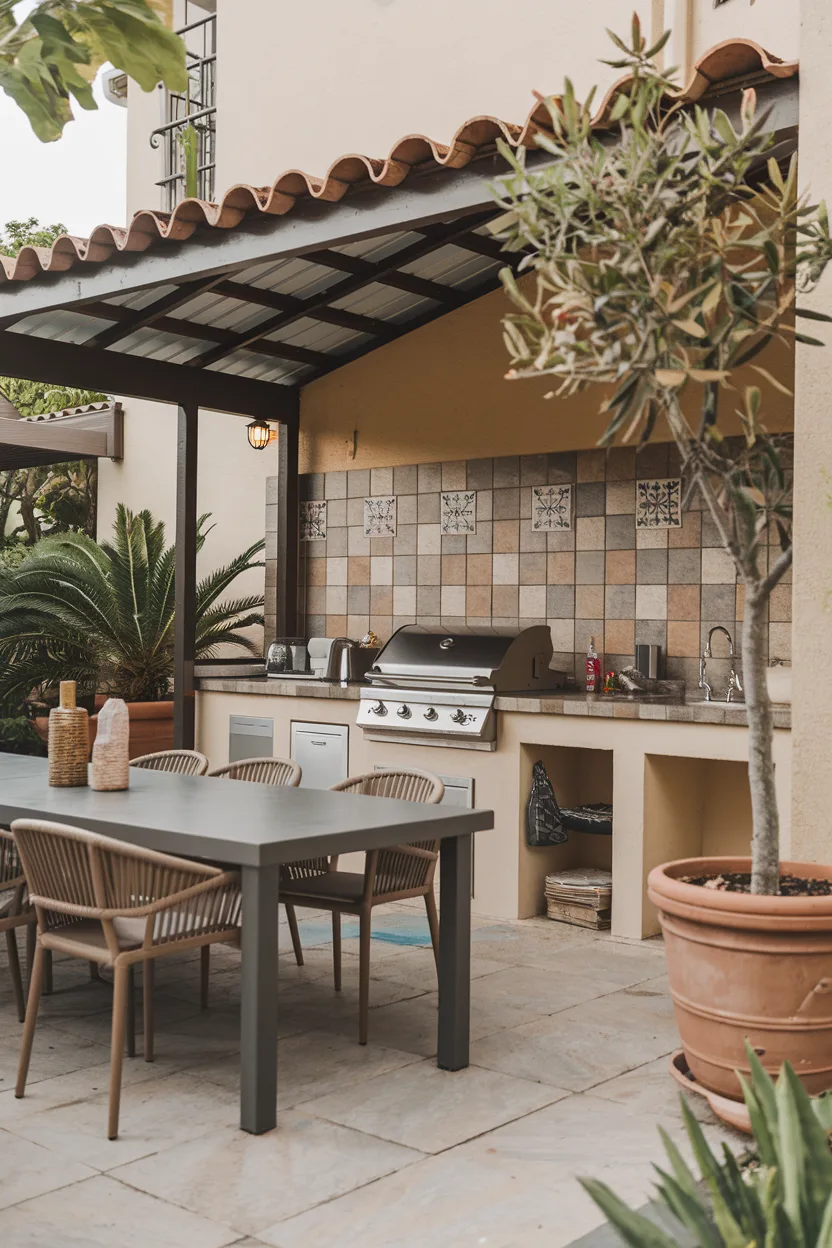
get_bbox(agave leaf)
[579,1179,681,1247]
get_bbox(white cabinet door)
[291,722,349,789]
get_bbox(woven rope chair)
[130,749,210,776]
[0,830,36,1022]
[207,757,309,971]
[279,768,444,1044]
[12,818,241,1140]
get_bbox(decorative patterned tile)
[300,500,327,541]
[636,478,682,529]
[441,491,477,535]
[364,496,397,538]
[532,484,572,531]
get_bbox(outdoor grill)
[357,625,565,751]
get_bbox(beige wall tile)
[467,554,493,585]
[327,557,348,586]
[441,461,467,490]
[492,584,519,616]
[307,560,327,587]
[493,520,520,553]
[667,584,700,621]
[326,585,347,614]
[417,524,441,555]
[605,550,635,585]
[467,585,492,617]
[442,554,466,584]
[441,585,466,616]
[636,584,667,620]
[547,552,574,584]
[668,620,702,657]
[327,614,347,637]
[701,547,736,584]
[605,482,635,515]
[575,585,604,618]
[393,585,417,615]
[576,516,605,550]
[417,555,441,585]
[577,449,605,482]
[493,553,520,584]
[348,556,370,585]
[668,510,701,548]
[636,527,668,549]
[370,585,393,614]
[519,585,546,617]
[370,557,393,585]
[769,622,792,661]
[604,619,634,654]
[769,582,792,623]
[548,618,575,652]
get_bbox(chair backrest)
[331,769,444,900]
[130,749,209,776]
[331,769,444,804]
[0,828,24,889]
[208,757,301,786]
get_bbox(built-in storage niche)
[643,755,753,868]
[518,742,613,917]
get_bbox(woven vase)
[48,681,89,787]
[91,697,130,791]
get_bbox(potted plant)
[492,18,832,1101]
[0,504,264,757]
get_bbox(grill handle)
[365,671,492,688]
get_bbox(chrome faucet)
[699,626,743,702]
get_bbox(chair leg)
[332,912,342,992]
[16,942,45,1097]
[126,965,136,1058]
[25,920,35,993]
[285,904,304,967]
[358,909,371,1046]
[5,928,26,1024]
[200,945,210,1009]
[89,961,101,981]
[425,888,440,971]
[44,949,53,996]
[109,963,129,1140]
[143,960,155,1063]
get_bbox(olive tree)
[491,18,832,893]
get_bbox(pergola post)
[276,415,299,638]
[174,401,198,749]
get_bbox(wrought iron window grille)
[150,12,216,209]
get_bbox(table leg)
[437,833,471,1071]
[240,864,279,1134]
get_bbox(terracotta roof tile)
[0,40,796,288]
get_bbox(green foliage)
[581,1044,832,1247]
[0,504,265,704]
[0,0,187,142]
[0,716,46,756]
[0,216,67,254]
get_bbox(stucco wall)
[791,0,832,862]
[96,400,277,652]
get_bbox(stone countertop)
[195,675,792,728]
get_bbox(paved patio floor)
[0,903,734,1247]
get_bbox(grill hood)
[365,624,563,692]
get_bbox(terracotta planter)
[35,699,175,761]
[648,856,832,1101]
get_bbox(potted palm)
[0,505,264,757]
[492,19,832,1102]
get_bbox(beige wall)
[791,0,832,863]
[299,283,795,475]
[97,401,277,652]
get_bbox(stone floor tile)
[7,1070,240,1171]
[1,1174,239,1247]
[0,1023,111,1092]
[469,965,626,1018]
[470,984,677,1091]
[302,1059,569,1152]
[590,1055,722,1126]
[0,1126,95,1209]
[538,941,668,988]
[259,1095,671,1248]
[194,1029,423,1108]
[111,1113,422,1236]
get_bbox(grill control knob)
[370,701,387,717]
[424,707,439,722]
[451,708,470,725]
[397,704,412,720]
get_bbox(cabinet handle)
[311,740,328,746]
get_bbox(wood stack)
[545,867,612,929]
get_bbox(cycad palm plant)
[0,504,264,705]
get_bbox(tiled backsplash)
[265,445,792,686]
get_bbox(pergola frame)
[0,76,799,747]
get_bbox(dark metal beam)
[276,420,299,638]
[174,402,198,750]
[87,274,229,348]
[212,280,396,340]
[194,212,497,368]
[0,332,298,421]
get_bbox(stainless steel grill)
[357,625,565,751]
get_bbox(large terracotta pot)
[35,699,175,760]
[648,857,832,1101]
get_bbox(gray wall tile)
[605,514,636,550]
[576,482,606,517]
[637,549,668,584]
[494,488,520,520]
[418,462,442,493]
[575,550,605,583]
[466,458,493,490]
[547,584,575,617]
[668,548,701,583]
[605,584,636,619]
[325,470,347,499]
[347,468,371,498]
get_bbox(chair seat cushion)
[43,918,144,961]
[280,871,364,904]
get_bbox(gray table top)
[0,754,492,867]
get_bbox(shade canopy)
[0,402,123,471]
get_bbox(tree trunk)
[743,586,780,894]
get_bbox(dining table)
[0,752,493,1133]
